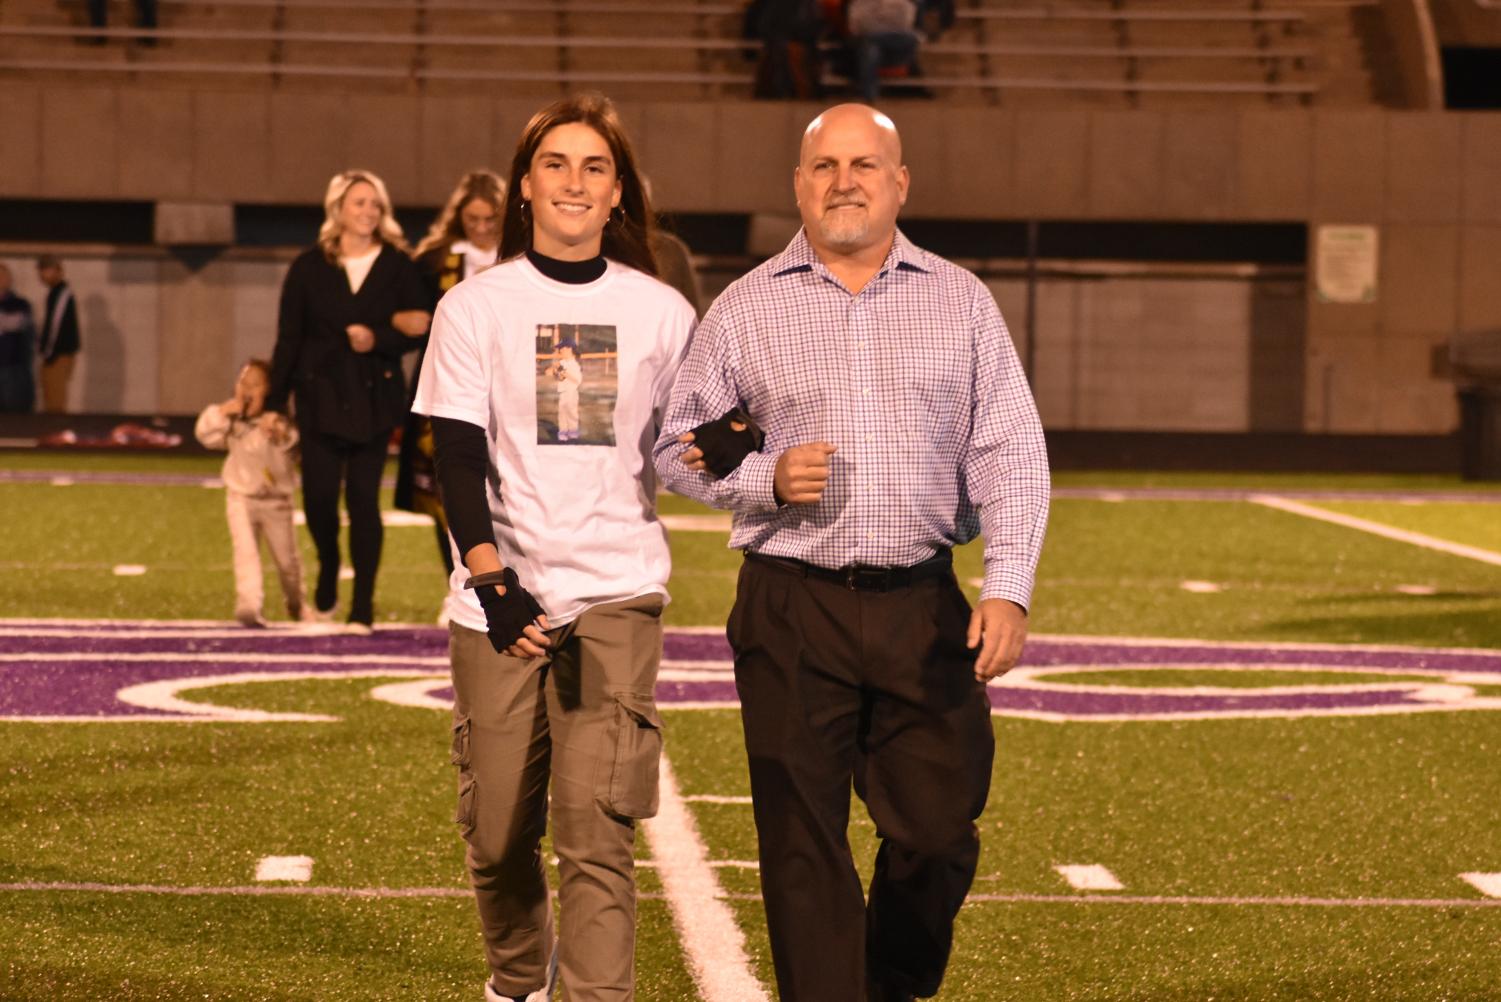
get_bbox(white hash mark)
[255,856,313,882]
[1055,864,1124,891]
[1459,873,1501,899]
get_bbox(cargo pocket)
[451,716,477,840]
[597,693,663,820]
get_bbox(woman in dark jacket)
[397,169,505,582]
[266,168,430,632]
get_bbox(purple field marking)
[3,623,1501,721]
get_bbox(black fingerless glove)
[466,567,547,654]
[688,407,765,479]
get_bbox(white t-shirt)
[451,240,499,280]
[411,255,696,631]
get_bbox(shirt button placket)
[851,296,876,554]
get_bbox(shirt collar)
[770,227,931,280]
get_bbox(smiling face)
[337,180,383,243]
[519,122,622,261]
[459,197,499,252]
[794,105,909,260]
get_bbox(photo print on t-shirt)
[535,323,618,446]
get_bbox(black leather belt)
[745,549,953,592]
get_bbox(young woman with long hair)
[265,169,430,633]
[397,170,507,582]
[411,93,696,1002]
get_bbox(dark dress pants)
[299,428,388,623]
[727,555,995,1000]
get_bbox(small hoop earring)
[610,206,625,226]
[519,200,530,224]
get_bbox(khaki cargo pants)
[448,592,665,1002]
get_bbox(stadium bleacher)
[0,0,1401,105]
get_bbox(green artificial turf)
[667,710,1501,1002]
[1312,500,1501,553]
[0,893,697,1002]
[4,457,1501,1000]
[0,451,226,475]
[1030,499,1501,647]
[1048,470,1498,492]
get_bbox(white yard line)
[642,752,770,1002]
[5,882,1500,909]
[684,795,754,805]
[1250,495,1501,567]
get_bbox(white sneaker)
[344,621,374,637]
[482,947,557,1002]
[482,981,550,1002]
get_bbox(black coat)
[268,244,428,444]
[40,283,80,361]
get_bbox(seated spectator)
[916,0,955,40]
[746,0,826,99]
[847,0,920,103]
[87,0,156,30]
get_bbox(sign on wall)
[1315,225,1379,304]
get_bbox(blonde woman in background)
[266,169,430,633]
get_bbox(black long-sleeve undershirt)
[430,416,492,561]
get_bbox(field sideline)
[2,455,1499,1001]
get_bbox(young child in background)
[547,338,583,442]
[195,359,309,627]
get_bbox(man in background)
[0,263,36,413]
[36,255,80,414]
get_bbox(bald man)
[655,105,1050,1000]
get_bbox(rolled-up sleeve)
[653,298,780,514]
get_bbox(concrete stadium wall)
[3,90,1500,432]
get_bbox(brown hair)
[317,169,409,264]
[414,170,507,259]
[500,92,658,276]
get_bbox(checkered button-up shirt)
[653,229,1049,609]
